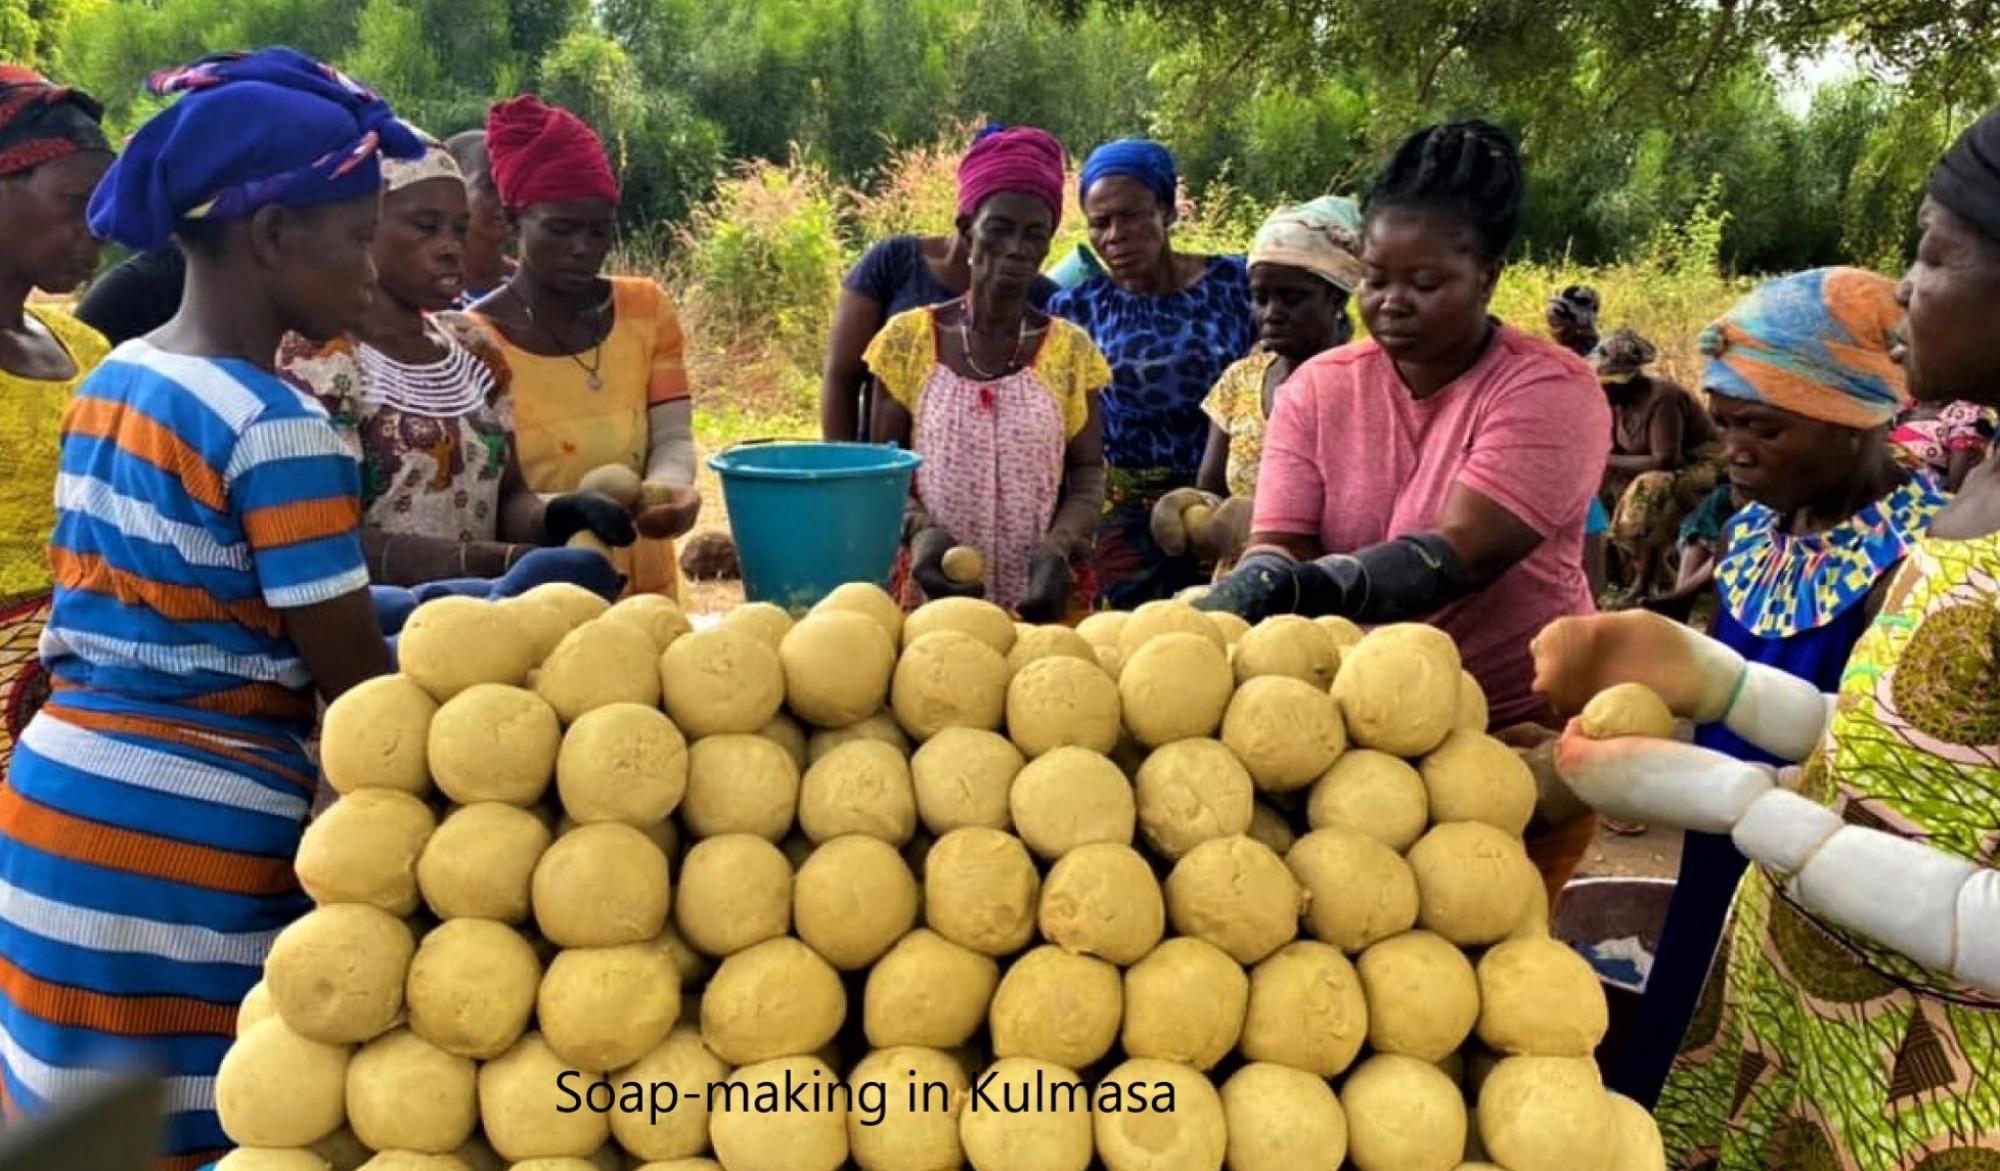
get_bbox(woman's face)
[0,151,110,295]
[1709,393,1864,514]
[1358,207,1498,366]
[1250,262,1349,363]
[1898,197,2000,408]
[1082,175,1171,288]
[515,197,616,296]
[965,193,1054,298]
[373,178,470,313]
[267,193,382,342]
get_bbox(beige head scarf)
[381,121,463,192]
[1248,195,1366,292]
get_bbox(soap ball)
[957,1058,1093,1171]
[1120,938,1248,1071]
[216,1019,348,1148]
[1006,655,1121,758]
[1092,1058,1227,1171]
[1286,827,1419,953]
[428,683,561,806]
[1118,632,1233,748]
[1306,750,1428,852]
[1339,1054,1467,1171]
[1037,843,1164,965]
[1356,930,1480,1062]
[399,596,533,700]
[892,630,1011,741]
[346,1028,478,1153]
[295,789,435,915]
[1133,739,1254,861]
[531,822,671,948]
[1232,614,1341,689]
[781,610,897,729]
[405,918,541,1060]
[682,734,800,842]
[1330,623,1461,757]
[675,834,792,956]
[320,674,435,796]
[661,626,786,737]
[798,739,918,846]
[923,827,1041,957]
[477,1033,609,1162]
[911,728,1021,834]
[538,942,682,1071]
[864,929,1000,1051]
[1418,730,1536,836]
[1475,936,1610,1058]
[709,1056,850,1171]
[1406,822,1542,946]
[987,946,1122,1069]
[265,904,413,1045]
[700,938,847,1065]
[1220,1062,1348,1171]
[793,833,920,970]
[1008,746,1136,861]
[1221,675,1348,793]
[555,702,688,826]
[536,618,663,722]
[1240,941,1368,1077]
[1165,835,1303,965]
[1475,1057,1615,1171]
[417,802,551,924]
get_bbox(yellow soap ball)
[531,822,670,948]
[893,630,1012,741]
[683,734,799,842]
[1407,822,1542,946]
[1306,750,1429,852]
[1286,827,1419,953]
[1165,835,1303,965]
[555,702,688,826]
[1132,738,1254,861]
[661,626,786,737]
[1121,937,1248,1071]
[1075,610,1128,651]
[1208,610,1250,646]
[865,929,1000,1050]
[1356,930,1481,1062]
[294,789,435,915]
[520,582,612,629]
[428,683,561,807]
[1330,623,1461,758]
[847,1047,970,1171]
[1475,936,1610,1057]
[216,1019,348,1148]
[1092,1058,1227,1171]
[793,833,920,970]
[1240,941,1369,1077]
[578,462,643,508]
[812,581,905,645]
[1037,842,1165,965]
[1234,615,1342,689]
[1117,600,1227,656]
[1418,729,1537,837]
[780,610,898,729]
[711,1056,850,1171]
[538,943,682,1071]
[905,595,1018,656]
[1339,1054,1467,1171]
[346,1028,478,1153]
[675,834,792,956]
[499,595,576,665]
[808,710,913,764]
[988,946,1122,1069]
[1221,674,1349,793]
[399,596,533,701]
[957,1058,1093,1171]
[720,600,794,650]
[1314,615,1364,649]
[760,713,809,771]
[535,619,662,723]
[405,918,541,1060]
[1475,1057,1615,1171]
[1006,655,1122,758]
[699,938,847,1065]
[608,1026,731,1163]
[477,1033,610,1162]
[1118,631,1234,748]
[265,904,413,1045]
[1580,681,1677,741]
[320,674,436,796]
[1455,670,1489,732]
[1605,1091,1668,1171]
[238,981,276,1036]
[942,545,988,585]
[798,739,918,846]
[603,593,694,653]
[418,802,551,923]
[923,827,1041,957]
[1008,746,1136,861]
[1221,1063,1348,1171]
[1007,625,1096,672]
[1247,800,1298,857]
[911,728,1022,834]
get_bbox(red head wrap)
[956,125,1067,228]
[484,94,619,209]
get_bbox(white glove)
[1558,724,2000,996]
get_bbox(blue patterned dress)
[1049,256,1255,608]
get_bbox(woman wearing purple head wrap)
[865,125,1111,621]
[0,46,417,1168]
[820,123,1060,442]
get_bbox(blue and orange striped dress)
[0,339,368,1169]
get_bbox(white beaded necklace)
[354,322,494,419]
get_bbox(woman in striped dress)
[0,49,412,1169]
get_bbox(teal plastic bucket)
[708,442,922,612]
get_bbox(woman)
[1533,106,2000,1170]
[444,128,516,309]
[1606,267,1947,1109]
[277,130,632,588]
[1889,396,1996,491]
[821,125,1059,443]
[0,49,405,1167]
[864,127,1109,621]
[1199,121,1607,725]
[0,67,112,775]
[466,95,701,601]
[1197,120,1608,898]
[1049,138,1256,609]
[1547,284,1600,358]
[1596,327,1723,600]
[1196,196,1364,501]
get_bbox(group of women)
[1,34,1998,1171]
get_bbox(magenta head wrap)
[956,125,1067,229]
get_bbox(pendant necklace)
[518,287,611,390]
[958,295,1028,381]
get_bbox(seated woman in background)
[865,127,1110,622]
[467,95,701,601]
[278,130,632,591]
[821,125,1060,443]
[1050,138,1256,608]
[1604,266,1946,1108]
[1546,284,1599,358]
[444,128,517,309]
[1889,396,1996,491]
[1596,328,1723,601]
[0,66,113,773]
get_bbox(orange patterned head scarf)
[1698,267,1908,429]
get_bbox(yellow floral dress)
[0,307,108,774]
[1657,531,2000,1170]
[1201,349,1278,500]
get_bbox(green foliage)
[2,0,83,69]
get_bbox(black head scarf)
[1928,107,2000,246]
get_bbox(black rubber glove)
[544,491,637,548]
[1016,546,1074,624]
[1193,549,1303,622]
[910,526,984,601]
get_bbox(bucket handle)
[721,437,782,452]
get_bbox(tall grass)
[643,132,1753,421]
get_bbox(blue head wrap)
[1079,138,1178,216]
[87,47,423,252]
[1698,267,1907,429]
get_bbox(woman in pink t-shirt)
[1199,120,1610,728]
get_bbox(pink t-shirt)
[1254,324,1611,725]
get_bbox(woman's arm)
[364,528,525,586]
[285,588,392,703]
[1197,424,1231,496]
[1045,396,1108,559]
[1947,447,1981,493]
[496,445,547,544]
[1607,451,1668,473]
[822,289,889,442]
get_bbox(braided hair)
[1363,120,1524,263]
